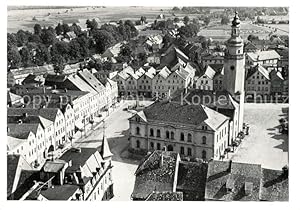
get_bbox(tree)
[35,43,51,66]
[178,23,199,38]
[51,41,70,61]
[69,39,82,60]
[41,28,56,46]
[86,19,98,31]
[62,23,70,34]
[172,7,180,11]
[7,47,22,69]
[52,54,65,74]
[120,44,132,57]
[93,29,116,53]
[183,16,190,25]
[140,16,147,24]
[70,23,82,36]
[7,33,17,49]
[221,16,230,25]
[16,30,31,47]
[174,17,180,23]
[19,47,33,67]
[204,17,210,26]
[28,34,42,43]
[247,34,259,41]
[55,23,64,35]
[34,24,42,36]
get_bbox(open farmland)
[7,6,172,33]
[198,20,277,42]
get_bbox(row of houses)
[7,138,114,200]
[131,150,288,201]
[7,68,118,168]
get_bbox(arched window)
[166,131,170,139]
[202,136,207,144]
[136,140,140,148]
[150,142,154,149]
[157,129,161,138]
[150,128,154,137]
[180,147,185,155]
[157,143,161,150]
[136,127,140,135]
[187,148,192,156]
[171,132,174,139]
[202,150,207,159]
[187,133,192,142]
[180,133,185,141]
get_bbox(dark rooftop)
[146,191,183,201]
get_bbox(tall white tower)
[224,12,245,134]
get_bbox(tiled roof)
[7,154,34,198]
[59,147,103,176]
[77,69,105,93]
[171,89,236,111]
[246,65,270,80]
[8,123,40,136]
[132,151,179,200]
[7,136,26,151]
[40,184,80,200]
[205,160,262,201]
[247,50,280,62]
[43,160,67,173]
[145,191,183,201]
[7,92,23,103]
[177,161,207,200]
[67,74,98,94]
[100,135,113,159]
[8,108,60,122]
[201,65,216,79]
[9,65,54,76]
[260,168,288,201]
[8,115,53,129]
[141,100,228,129]
[157,66,171,79]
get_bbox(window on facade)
[150,142,154,149]
[187,133,192,142]
[136,127,140,135]
[202,136,207,144]
[187,148,192,156]
[157,143,161,150]
[166,131,170,139]
[157,129,161,138]
[180,147,185,155]
[171,132,174,139]
[136,140,140,149]
[150,128,154,137]
[202,150,207,159]
[180,133,185,141]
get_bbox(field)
[198,20,274,42]
[198,19,289,42]
[7,6,172,33]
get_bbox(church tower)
[224,12,245,134]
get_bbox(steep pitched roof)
[132,151,179,200]
[247,50,280,62]
[77,69,105,93]
[7,108,60,122]
[259,168,288,201]
[8,123,40,136]
[100,135,113,159]
[205,160,262,201]
[7,154,34,198]
[145,191,183,201]
[177,161,208,200]
[7,92,23,103]
[140,101,228,129]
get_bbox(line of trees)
[7,19,138,71]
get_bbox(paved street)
[231,103,288,170]
[73,100,153,201]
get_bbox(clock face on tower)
[230,65,235,71]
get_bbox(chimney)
[23,113,28,118]
[68,160,72,167]
[64,88,68,93]
[54,85,57,90]
[160,153,164,167]
[244,182,253,195]
[18,119,23,124]
[227,160,232,173]
[282,165,288,178]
